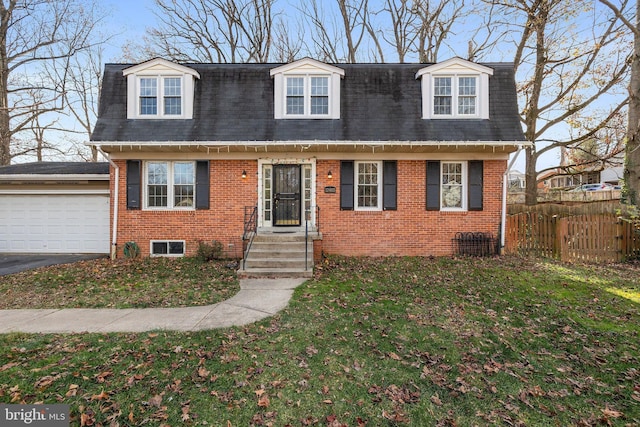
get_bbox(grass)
[0,255,639,426]
[0,257,239,309]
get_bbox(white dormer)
[123,58,200,120]
[416,58,493,120]
[270,58,345,119]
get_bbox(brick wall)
[112,159,257,258]
[316,159,505,257]
[111,158,505,259]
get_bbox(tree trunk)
[0,3,10,166]
[524,147,538,205]
[625,0,640,205]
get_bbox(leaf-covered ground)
[0,255,639,426]
[0,257,239,309]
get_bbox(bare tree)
[599,0,639,204]
[143,0,275,63]
[298,0,353,63]
[412,0,465,63]
[486,0,632,205]
[0,0,106,165]
[59,46,104,161]
[272,19,304,62]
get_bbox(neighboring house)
[0,162,110,253]
[507,170,525,191]
[90,57,527,261]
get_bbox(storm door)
[273,165,302,226]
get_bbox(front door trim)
[257,158,317,229]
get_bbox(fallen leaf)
[388,352,402,361]
[258,394,270,407]
[430,394,443,406]
[149,394,163,408]
[65,384,79,397]
[91,390,109,401]
[601,407,623,418]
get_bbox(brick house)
[90,57,527,272]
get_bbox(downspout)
[501,146,523,254]
[97,146,119,260]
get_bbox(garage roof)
[0,162,110,183]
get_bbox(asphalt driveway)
[0,254,107,276]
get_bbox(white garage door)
[0,194,110,254]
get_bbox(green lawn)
[0,255,639,426]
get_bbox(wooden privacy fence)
[505,213,640,262]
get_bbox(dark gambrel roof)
[0,162,109,175]
[91,63,525,143]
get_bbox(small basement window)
[151,240,185,257]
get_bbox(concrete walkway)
[0,278,306,334]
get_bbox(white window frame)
[416,58,492,120]
[431,75,478,118]
[136,76,184,118]
[144,161,196,210]
[150,240,186,257]
[270,58,344,120]
[283,74,331,118]
[124,59,199,120]
[441,161,468,211]
[355,161,382,211]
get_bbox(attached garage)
[0,162,110,254]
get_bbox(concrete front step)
[239,231,314,278]
[237,267,313,279]
[244,258,308,269]
[249,243,307,253]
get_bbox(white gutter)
[501,146,523,254]
[93,139,527,149]
[97,146,119,260]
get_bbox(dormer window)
[416,58,492,120]
[285,75,329,116]
[136,76,184,117]
[139,78,158,115]
[271,58,344,119]
[124,58,199,120]
[433,76,478,116]
[163,77,182,115]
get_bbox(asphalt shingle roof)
[0,162,109,175]
[91,63,525,143]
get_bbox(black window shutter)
[126,160,141,210]
[426,161,440,211]
[195,161,210,210]
[468,160,483,211]
[340,161,354,210]
[383,160,397,210]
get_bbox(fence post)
[617,216,627,262]
[552,215,561,259]
[558,216,569,262]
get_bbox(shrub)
[196,240,224,262]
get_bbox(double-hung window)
[138,76,183,117]
[433,76,477,117]
[432,77,478,117]
[356,161,381,210]
[285,75,330,117]
[139,78,158,115]
[441,162,467,210]
[145,161,195,209]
